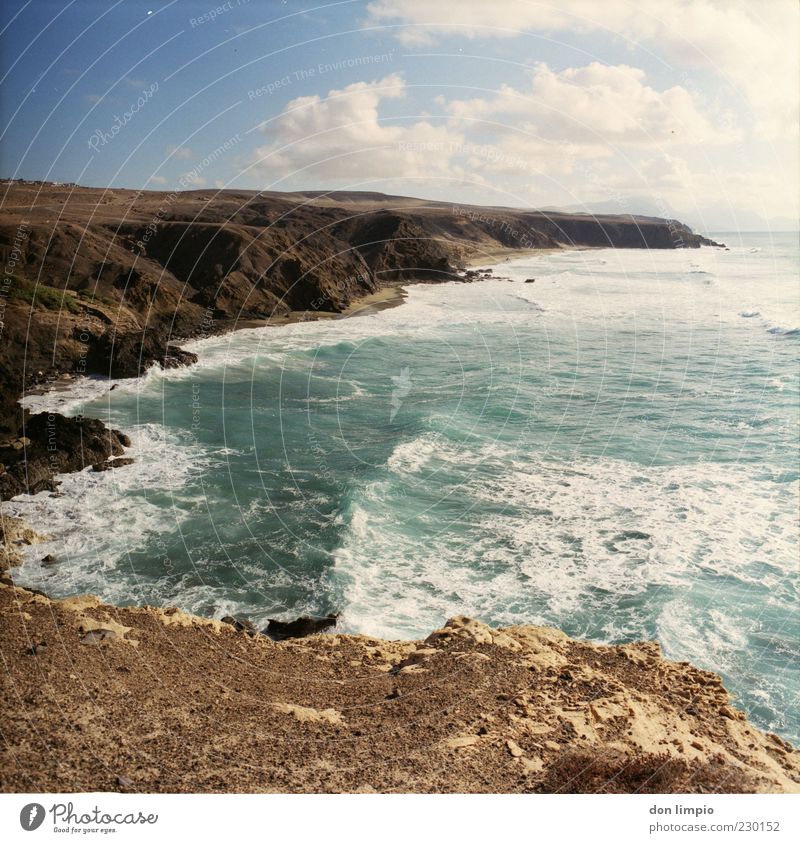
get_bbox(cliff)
[0,182,719,439]
[0,575,795,793]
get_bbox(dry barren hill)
[0,564,795,793]
[0,181,717,434]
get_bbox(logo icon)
[390,367,413,421]
[20,803,45,831]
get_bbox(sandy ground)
[210,285,409,334]
[464,247,554,267]
[339,284,408,317]
[463,244,597,268]
[0,568,797,794]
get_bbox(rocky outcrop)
[0,588,794,794]
[0,182,722,435]
[82,327,199,379]
[0,413,130,500]
[91,457,135,472]
[265,613,339,640]
[0,514,46,575]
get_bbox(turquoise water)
[9,232,799,742]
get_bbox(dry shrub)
[538,749,758,794]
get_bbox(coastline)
[2,582,797,793]
[215,282,411,333]
[2,240,794,794]
[463,245,585,267]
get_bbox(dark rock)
[41,554,56,565]
[82,326,199,380]
[91,457,134,472]
[265,613,339,640]
[113,429,131,447]
[221,615,258,636]
[0,413,130,500]
[26,641,47,656]
[525,278,536,283]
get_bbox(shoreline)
[216,282,411,333]
[463,244,587,267]
[2,244,798,793]
[1,581,797,793]
[18,285,414,404]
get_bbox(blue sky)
[1,0,797,229]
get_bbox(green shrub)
[4,276,82,313]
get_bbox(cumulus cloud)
[249,62,732,196]
[247,60,794,222]
[446,62,724,147]
[365,0,798,136]
[252,74,466,184]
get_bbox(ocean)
[7,231,799,742]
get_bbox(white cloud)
[246,60,795,222]
[365,0,798,137]
[180,171,206,186]
[252,74,466,183]
[251,62,721,190]
[147,174,167,185]
[446,62,724,147]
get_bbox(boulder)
[221,615,258,636]
[265,613,339,640]
[0,413,131,499]
[91,457,134,472]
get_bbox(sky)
[1,0,798,231]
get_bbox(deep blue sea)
[8,232,799,742]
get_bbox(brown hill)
[0,180,719,462]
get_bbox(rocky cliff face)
[0,183,720,441]
[0,588,794,794]
[0,414,131,500]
